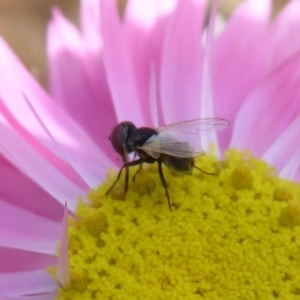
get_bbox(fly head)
[109,121,136,159]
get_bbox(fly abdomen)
[161,155,194,175]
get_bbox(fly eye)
[109,124,124,155]
[109,121,136,156]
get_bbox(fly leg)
[132,163,143,182]
[194,165,215,176]
[106,159,144,196]
[122,155,129,192]
[157,161,172,211]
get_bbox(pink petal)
[124,0,176,126]
[0,154,64,222]
[56,203,70,287]
[230,50,300,156]
[0,37,113,188]
[0,294,56,300]
[149,65,160,127]
[262,115,300,180]
[0,247,57,273]
[48,9,117,162]
[0,270,57,297]
[80,0,101,50]
[0,40,86,191]
[0,113,84,213]
[0,200,60,253]
[100,0,144,126]
[269,0,300,68]
[126,0,176,27]
[160,0,206,124]
[279,149,300,181]
[212,0,271,149]
[199,0,224,154]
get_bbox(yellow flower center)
[56,148,300,300]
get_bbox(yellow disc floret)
[56,148,300,300]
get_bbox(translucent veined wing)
[141,134,202,158]
[156,118,229,134]
[139,118,229,158]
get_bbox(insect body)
[106,118,229,210]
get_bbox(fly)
[106,118,229,210]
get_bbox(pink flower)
[1,0,300,298]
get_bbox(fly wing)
[156,118,229,134]
[140,118,229,158]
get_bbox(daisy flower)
[1,0,300,299]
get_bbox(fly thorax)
[127,127,158,149]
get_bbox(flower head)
[1,0,300,299]
[59,149,300,299]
